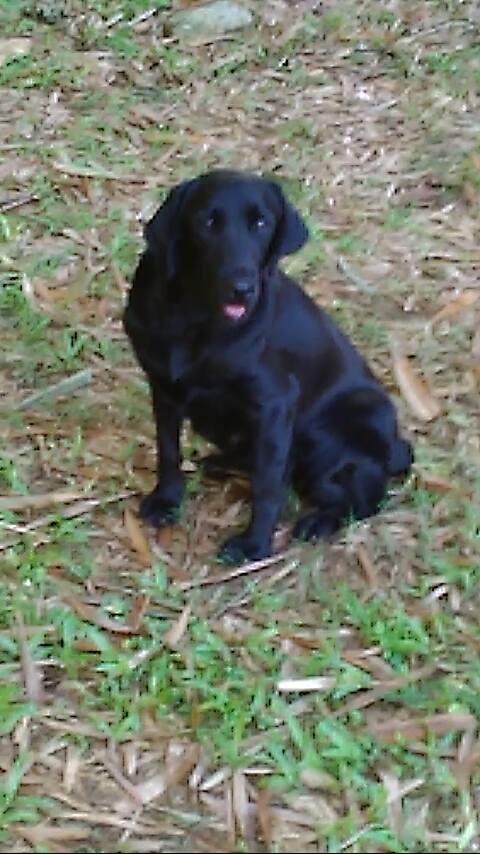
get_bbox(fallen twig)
[19,369,93,410]
[0,193,38,213]
[52,161,146,183]
[179,553,299,590]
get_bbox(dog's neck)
[164,269,277,382]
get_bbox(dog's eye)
[204,210,221,229]
[251,216,266,230]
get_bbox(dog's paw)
[139,489,181,527]
[218,533,271,564]
[293,511,341,542]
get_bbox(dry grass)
[1,1,479,851]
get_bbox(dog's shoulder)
[271,272,330,339]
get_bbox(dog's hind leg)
[293,456,387,542]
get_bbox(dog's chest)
[150,339,238,407]
[132,309,245,404]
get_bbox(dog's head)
[144,170,308,326]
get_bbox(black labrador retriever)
[124,170,412,562]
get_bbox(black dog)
[124,170,412,562]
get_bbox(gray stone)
[172,1,254,39]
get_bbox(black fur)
[124,170,412,562]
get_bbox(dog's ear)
[268,182,309,261]
[144,178,197,277]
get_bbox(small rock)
[172,1,254,39]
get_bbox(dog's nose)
[232,280,254,299]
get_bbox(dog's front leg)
[140,379,185,526]
[219,376,297,563]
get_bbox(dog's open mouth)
[223,303,247,321]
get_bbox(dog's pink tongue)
[223,303,246,320]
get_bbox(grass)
[1,0,480,851]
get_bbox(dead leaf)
[342,651,395,679]
[278,632,324,651]
[63,744,81,793]
[256,787,273,850]
[430,290,479,325]
[335,664,437,717]
[157,524,175,549]
[163,605,192,650]
[232,770,250,838]
[391,349,441,421]
[286,792,338,826]
[369,712,476,743]
[71,638,105,652]
[379,771,424,837]
[299,768,337,790]
[124,508,152,566]
[418,473,456,493]
[0,490,82,513]
[132,742,200,804]
[64,593,148,635]
[200,767,232,792]
[453,731,480,789]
